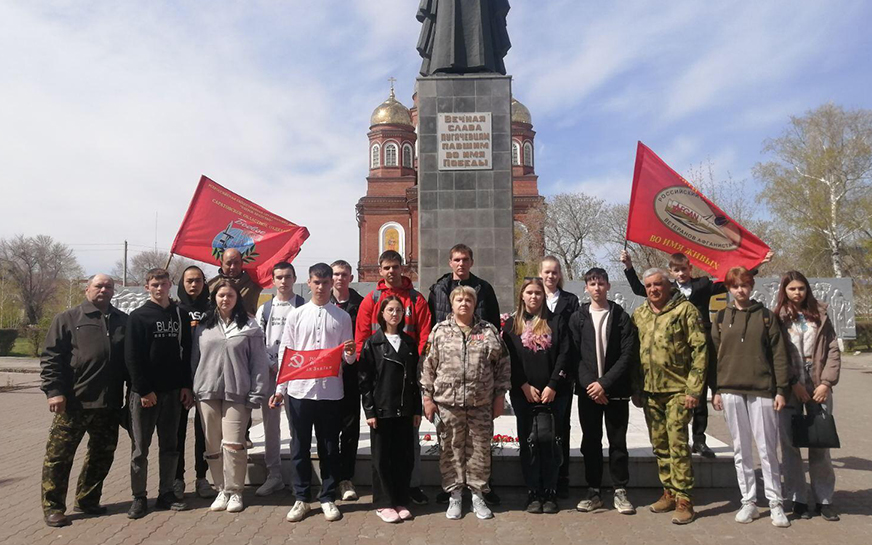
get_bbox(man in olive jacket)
[631,268,707,525]
[40,274,127,527]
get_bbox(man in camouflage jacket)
[420,314,511,496]
[631,268,707,524]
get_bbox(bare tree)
[598,202,665,277]
[0,235,82,325]
[112,249,197,286]
[541,192,605,280]
[755,103,872,277]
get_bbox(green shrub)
[846,319,872,352]
[0,329,17,356]
[23,325,47,357]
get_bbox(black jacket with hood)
[569,300,636,399]
[428,272,501,329]
[125,300,192,395]
[177,275,211,331]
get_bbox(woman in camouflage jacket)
[420,285,511,520]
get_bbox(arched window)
[523,142,534,167]
[384,142,399,167]
[512,141,521,166]
[402,143,414,168]
[378,221,406,258]
[370,143,380,169]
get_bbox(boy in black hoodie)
[173,266,217,500]
[125,268,193,518]
[569,268,637,515]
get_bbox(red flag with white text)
[277,345,344,383]
[170,176,309,288]
[625,142,770,280]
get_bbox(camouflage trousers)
[437,404,493,493]
[42,408,120,514]
[643,392,694,500]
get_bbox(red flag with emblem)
[170,175,309,288]
[277,345,344,383]
[625,142,770,280]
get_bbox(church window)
[370,143,380,169]
[402,143,414,167]
[512,141,521,166]
[523,142,534,167]
[384,142,399,167]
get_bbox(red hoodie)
[355,276,433,357]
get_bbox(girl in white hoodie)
[192,280,270,513]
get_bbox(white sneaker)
[196,478,218,499]
[286,500,310,522]
[256,476,285,497]
[210,491,230,512]
[173,479,185,500]
[322,501,342,522]
[338,480,359,501]
[471,492,494,520]
[735,503,760,523]
[770,504,791,528]
[446,490,462,520]
[226,493,244,513]
[613,488,636,515]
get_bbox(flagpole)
[165,253,174,270]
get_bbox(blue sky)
[2,0,870,276]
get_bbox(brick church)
[356,84,543,282]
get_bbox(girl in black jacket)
[502,277,572,514]
[358,296,422,523]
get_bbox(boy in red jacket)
[355,251,432,358]
[355,250,432,505]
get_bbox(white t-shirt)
[590,307,611,378]
[677,282,692,298]
[546,290,560,312]
[255,297,301,370]
[385,333,402,353]
[786,314,818,385]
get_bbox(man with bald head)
[40,274,128,527]
[207,248,263,316]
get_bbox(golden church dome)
[511,97,532,125]
[370,88,413,127]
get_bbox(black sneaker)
[155,492,187,511]
[409,487,429,505]
[692,442,716,459]
[542,491,559,514]
[436,490,451,504]
[817,503,840,522]
[484,489,501,505]
[73,504,108,516]
[793,502,812,520]
[127,497,148,519]
[525,491,543,514]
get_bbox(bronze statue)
[416,0,511,77]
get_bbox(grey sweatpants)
[129,390,182,498]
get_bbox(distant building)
[356,85,543,281]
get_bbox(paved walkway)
[1,355,871,545]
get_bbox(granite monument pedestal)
[416,74,515,310]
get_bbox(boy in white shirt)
[254,262,305,496]
[269,263,355,523]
